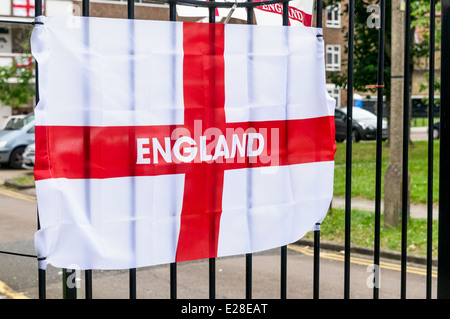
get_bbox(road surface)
[0,167,438,299]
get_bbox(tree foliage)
[411,0,441,95]
[326,0,440,100]
[0,56,35,109]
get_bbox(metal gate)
[0,0,449,300]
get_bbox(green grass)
[11,173,35,186]
[305,208,438,257]
[316,140,439,256]
[333,140,439,204]
[9,140,439,256]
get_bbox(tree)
[0,55,35,109]
[327,0,391,112]
[327,0,440,127]
[411,0,442,99]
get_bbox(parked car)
[22,143,35,169]
[334,107,388,142]
[433,122,440,139]
[0,113,35,169]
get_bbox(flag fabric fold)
[31,16,335,270]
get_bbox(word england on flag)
[31,16,336,270]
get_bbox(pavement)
[331,196,437,220]
[1,168,436,221]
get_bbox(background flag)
[254,0,315,26]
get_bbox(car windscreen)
[351,108,377,121]
[4,114,34,130]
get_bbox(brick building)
[320,1,347,108]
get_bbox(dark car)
[433,122,440,139]
[334,107,388,142]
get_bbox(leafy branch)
[0,55,35,109]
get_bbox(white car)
[22,143,35,169]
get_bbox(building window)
[326,45,341,71]
[326,3,341,28]
[326,84,341,108]
[0,28,12,54]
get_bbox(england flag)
[31,16,336,270]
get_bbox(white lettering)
[247,133,264,157]
[173,136,197,162]
[137,130,270,165]
[136,138,150,164]
[200,136,212,161]
[153,137,172,164]
[230,133,246,158]
[181,303,215,316]
[212,135,230,160]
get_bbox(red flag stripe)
[34,116,336,181]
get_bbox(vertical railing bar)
[60,0,91,300]
[85,270,92,299]
[313,223,320,299]
[316,0,322,28]
[170,263,177,299]
[437,0,450,299]
[426,0,436,300]
[81,0,92,300]
[169,0,177,301]
[82,0,89,17]
[246,0,253,300]
[209,0,216,23]
[373,0,385,300]
[401,0,411,299]
[344,0,355,300]
[169,0,177,21]
[127,0,137,300]
[245,253,252,299]
[313,0,323,300]
[37,217,46,299]
[209,0,216,301]
[279,1,289,300]
[129,269,136,299]
[280,245,287,299]
[247,0,254,25]
[209,257,216,299]
[282,0,289,26]
[38,268,46,299]
[128,0,135,19]
[63,269,77,299]
[35,0,45,300]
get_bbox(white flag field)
[31,16,336,270]
[176,0,315,26]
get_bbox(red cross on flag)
[31,16,336,270]
[12,0,41,17]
